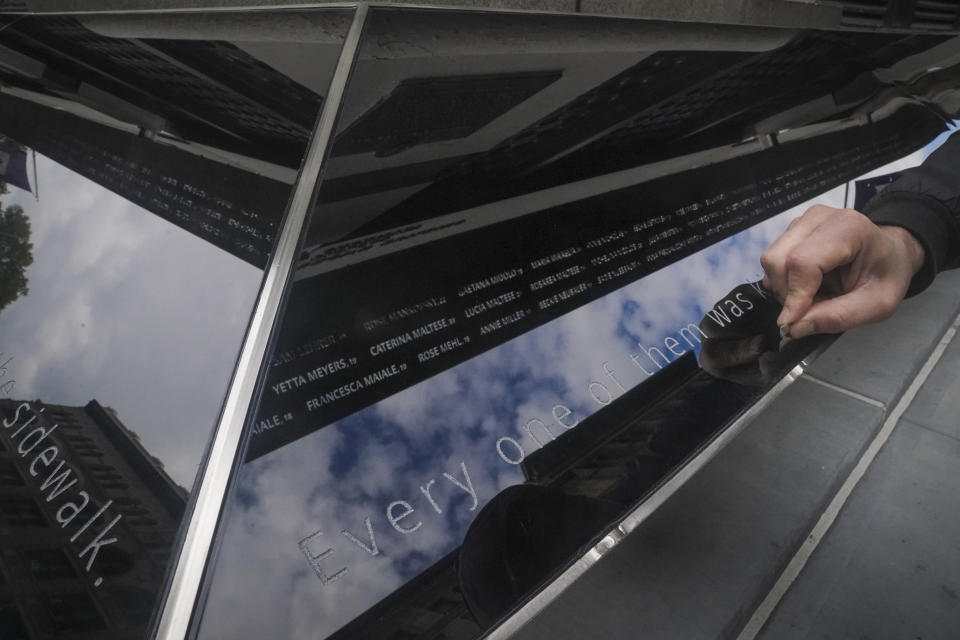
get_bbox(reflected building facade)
[0,399,186,639]
[194,9,960,640]
[0,92,288,268]
[1,5,960,640]
[0,13,341,267]
[0,9,352,639]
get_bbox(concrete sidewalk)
[513,269,960,640]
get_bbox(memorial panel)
[194,7,960,640]
[0,8,352,639]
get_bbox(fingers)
[788,282,901,338]
[760,205,835,300]
[756,206,920,340]
[761,207,874,327]
[778,225,860,326]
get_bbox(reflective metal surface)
[154,7,365,640]
[0,8,351,638]
[192,7,960,640]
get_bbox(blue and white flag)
[0,144,31,193]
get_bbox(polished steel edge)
[6,2,582,17]
[483,362,809,640]
[3,3,356,16]
[4,0,807,27]
[152,6,369,639]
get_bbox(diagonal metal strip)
[152,5,367,639]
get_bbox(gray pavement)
[513,378,886,640]
[756,271,960,640]
[516,269,960,639]
[904,333,960,442]
[805,284,960,407]
[757,419,960,640]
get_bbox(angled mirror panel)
[195,8,960,640]
[0,8,352,639]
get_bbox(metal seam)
[801,373,886,408]
[151,5,368,639]
[482,363,807,640]
[0,2,588,17]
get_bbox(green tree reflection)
[0,201,32,312]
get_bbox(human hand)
[760,205,925,339]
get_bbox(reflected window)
[0,6,353,635]
[0,498,46,528]
[113,496,149,517]
[63,434,103,458]
[126,516,159,528]
[0,598,29,640]
[0,461,23,486]
[94,546,135,577]
[89,466,129,491]
[335,72,562,156]
[49,411,80,427]
[47,592,106,634]
[107,586,157,625]
[143,540,172,567]
[23,548,75,580]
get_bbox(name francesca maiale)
[0,352,123,588]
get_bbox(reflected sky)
[188,10,960,636]
[198,183,851,639]
[0,10,354,639]
[0,152,259,486]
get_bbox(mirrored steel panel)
[0,8,352,639]
[195,8,960,640]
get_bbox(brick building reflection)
[0,399,186,639]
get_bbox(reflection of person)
[761,132,960,339]
[458,484,621,627]
[698,281,817,385]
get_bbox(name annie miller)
[2,401,123,588]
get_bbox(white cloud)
[197,184,850,638]
[1,153,262,485]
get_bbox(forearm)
[863,131,960,295]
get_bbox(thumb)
[778,262,823,327]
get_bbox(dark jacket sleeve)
[862,130,960,297]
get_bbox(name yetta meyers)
[0,355,123,588]
[299,283,765,587]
